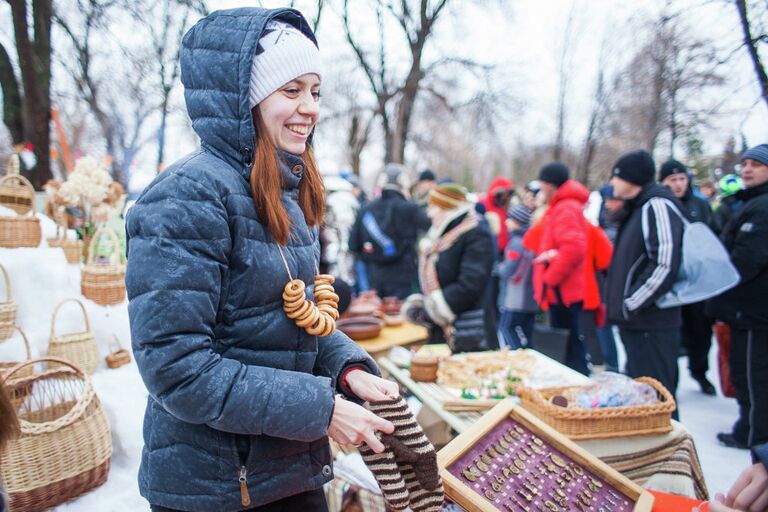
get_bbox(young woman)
[126,8,398,511]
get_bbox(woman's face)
[258,73,321,155]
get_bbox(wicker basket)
[0,357,112,512]
[0,155,34,214]
[516,376,676,440]
[47,298,100,374]
[0,325,33,382]
[81,227,126,306]
[48,211,82,263]
[0,263,17,340]
[105,334,131,369]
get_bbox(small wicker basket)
[516,376,676,440]
[0,263,17,340]
[105,334,131,369]
[0,325,33,382]
[0,155,34,214]
[47,298,100,374]
[0,357,112,512]
[81,226,126,306]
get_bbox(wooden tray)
[437,400,654,512]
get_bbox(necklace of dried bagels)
[278,246,338,336]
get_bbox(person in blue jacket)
[125,8,397,511]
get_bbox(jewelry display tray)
[437,401,654,512]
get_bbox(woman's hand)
[328,396,394,453]
[345,370,400,402]
[725,462,768,512]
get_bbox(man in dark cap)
[604,150,686,418]
[708,144,768,449]
[658,159,717,395]
[412,168,438,209]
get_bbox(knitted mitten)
[365,397,444,512]
[358,434,410,510]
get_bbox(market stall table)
[354,322,428,359]
[379,354,708,501]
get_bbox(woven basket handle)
[50,298,91,338]
[0,263,11,302]
[3,357,95,434]
[0,173,36,217]
[53,208,69,241]
[6,154,19,176]
[86,226,123,265]
[3,326,32,364]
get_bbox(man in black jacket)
[708,144,768,450]
[605,150,685,418]
[659,159,717,396]
[349,163,431,299]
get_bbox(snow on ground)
[0,219,753,510]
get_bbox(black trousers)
[619,327,680,420]
[550,302,590,376]
[681,301,713,378]
[728,328,768,447]
[150,488,328,512]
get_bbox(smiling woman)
[125,7,400,512]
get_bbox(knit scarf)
[419,205,478,294]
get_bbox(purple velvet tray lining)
[447,418,634,511]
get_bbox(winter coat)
[348,189,430,289]
[712,194,745,236]
[419,206,496,325]
[497,228,537,312]
[125,8,378,511]
[755,442,768,472]
[604,183,684,330]
[523,180,590,308]
[481,176,515,254]
[583,224,613,312]
[706,182,768,330]
[679,186,714,227]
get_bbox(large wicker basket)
[0,263,17,340]
[81,227,126,306]
[516,376,676,440]
[0,155,34,214]
[47,298,100,374]
[0,325,33,382]
[0,357,112,512]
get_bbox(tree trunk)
[157,94,170,173]
[0,43,24,144]
[735,0,768,112]
[8,0,53,189]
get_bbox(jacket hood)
[180,8,317,181]
[549,179,589,207]
[631,182,678,209]
[486,176,515,196]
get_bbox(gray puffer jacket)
[125,7,377,511]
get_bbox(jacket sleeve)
[435,228,495,318]
[126,172,334,442]
[729,206,768,284]
[348,207,364,254]
[313,329,381,401]
[625,198,684,312]
[543,203,587,288]
[497,243,523,281]
[753,442,768,469]
[592,225,613,272]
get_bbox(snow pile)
[0,210,148,511]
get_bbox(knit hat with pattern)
[507,205,531,227]
[428,183,468,210]
[248,20,322,109]
[742,144,768,167]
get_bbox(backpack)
[653,200,740,309]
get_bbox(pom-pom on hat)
[249,20,323,109]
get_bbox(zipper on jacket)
[239,466,251,507]
[242,146,253,167]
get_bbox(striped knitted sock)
[358,439,410,510]
[365,397,444,511]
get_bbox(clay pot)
[345,301,380,318]
[381,296,403,316]
[410,353,439,382]
[336,317,385,341]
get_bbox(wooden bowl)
[336,317,385,341]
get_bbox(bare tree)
[1,0,53,188]
[553,4,577,161]
[734,0,768,111]
[341,0,452,164]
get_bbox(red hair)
[250,110,325,246]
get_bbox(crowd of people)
[323,143,768,503]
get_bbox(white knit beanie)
[248,20,322,109]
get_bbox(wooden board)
[354,322,428,357]
[437,400,654,512]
